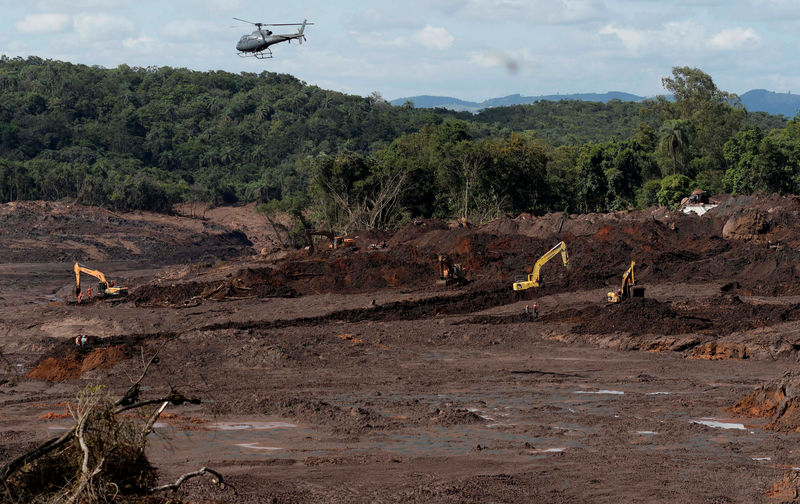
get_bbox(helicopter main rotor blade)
[232,17,314,26]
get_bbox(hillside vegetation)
[1,57,799,236]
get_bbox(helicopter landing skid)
[238,49,273,59]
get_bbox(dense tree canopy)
[1,57,799,229]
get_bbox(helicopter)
[233,17,313,59]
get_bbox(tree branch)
[114,390,200,415]
[142,400,169,437]
[0,427,76,481]
[149,466,236,494]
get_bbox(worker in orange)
[87,287,92,299]
[77,291,82,303]
[532,302,539,318]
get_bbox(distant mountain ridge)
[739,89,800,117]
[391,90,800,117]
[389,92,644,112]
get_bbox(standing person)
[532,302,539,318]
[87,287,92,299]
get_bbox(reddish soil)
[5,196,800,502]
[26,345,130,381]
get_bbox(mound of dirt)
[27,356,82,382]
[722,209,771,240]
[569,298,709,336]
[131,267,299,306]
[216,395,389,434]
[730,371,800,430]
[557,295,800,339]
[280,245,436,294]
[688,341,748,360]
[428,407,485,425]
[27,346,129,381]
[766,471,800,500]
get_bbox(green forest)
[1,56,799,234]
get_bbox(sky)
[1,0,799,102]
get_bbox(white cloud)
[763,73,800,94]
[122,34,156,51]
[600,20,757,55]
[659,20,706,48]
[28,0,134,10]
[193,0,244,12]
[599,24,646,52]
[747,0,800,16]
[73,13,134,42]
[417,26,454,50]
[160,19,226,40]
[358,25,454,51]
[709,27,760,50]
[430,0,603,24]
[15,13,71,34]
[347,8,418,30]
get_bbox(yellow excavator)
[332,236,355,249]
[306,230,356,253]
[512,241,569,291]
[73,262,128,298]
[607,261,644,303]
[438,254,468,286]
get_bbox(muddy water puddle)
[147,418,306,463]
[691,419,747,430]
[363,426,574,457]
[140,386,776,465]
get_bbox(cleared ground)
[3,196,800,503]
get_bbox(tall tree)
[657,67,744,172]
[660,119,693,174]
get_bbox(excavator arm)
[619,261,635,295]
[306,230,335,253]
[513,241,568,291]
[607,261,637,303]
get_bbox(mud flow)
[4,195,800,502]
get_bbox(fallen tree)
[0,346,235,503]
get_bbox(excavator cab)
[332,237,355,249]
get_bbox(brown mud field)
[5,196,800,502]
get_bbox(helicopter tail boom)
[297,19,308,43]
